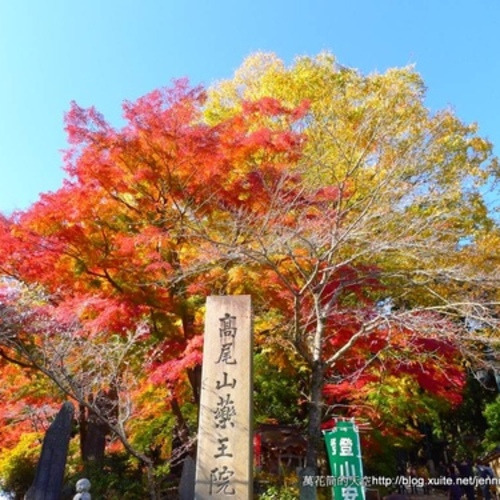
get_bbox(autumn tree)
[202,53,500,478]
[0,278,166,495]
[0,80,305,498]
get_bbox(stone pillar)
[25,401,75,500]
[299,466,318,500]
[179,456,196,500]
[195,295,253,499]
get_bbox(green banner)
[324,420,365,500]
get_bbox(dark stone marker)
[25,401,75,500]
[178,456,196,500]
[299,466,317,500]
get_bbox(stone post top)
[62,401,75,411]
[76,478,91,492]
[73,478,91,499]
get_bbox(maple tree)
[0,80,306,498]
[0,278,164,494]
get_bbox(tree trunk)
[82,416,107,463]
[80,389,118,464]
[145,462,159,500]
[187,364,202,405]
[306,358,324,471]
[304,307,326,500]
[79,403,107,465]
[78,403,87,460]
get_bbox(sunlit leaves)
[0,53,498,484]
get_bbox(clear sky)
[1,0,499,215]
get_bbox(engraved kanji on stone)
[213,393,236,429]
[214,437,233,459]
[209,466,235,496]
[216,313,237,365]
[216,372,237,390]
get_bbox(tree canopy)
[205,52,499,468]
[0,54,498,498]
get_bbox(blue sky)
[1,0,499,215]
